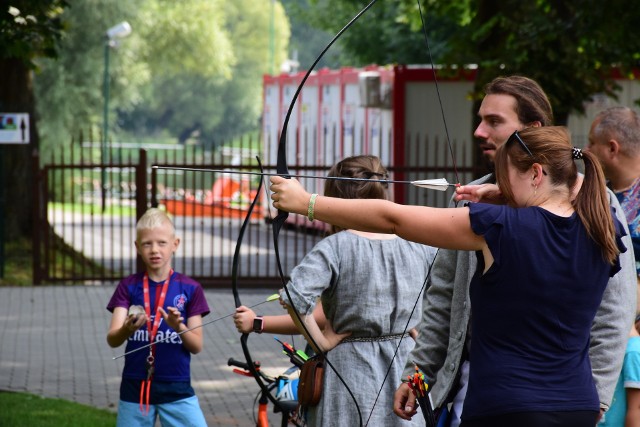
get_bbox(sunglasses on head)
[507,130,547,176]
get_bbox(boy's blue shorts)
[116,395,207,427]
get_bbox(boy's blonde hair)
[136,208,175,238]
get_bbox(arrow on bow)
[112,297,276,360]
[152,165,458,191]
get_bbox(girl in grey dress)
[280,155,437,427]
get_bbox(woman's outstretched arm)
[270,176,484,251]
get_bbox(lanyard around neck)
[142,270,173,349]
[139,270,173,415]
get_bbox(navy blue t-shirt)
[107,271,210,403]
[462,203,624,420]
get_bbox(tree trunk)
[0,58,38,241]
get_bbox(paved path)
[48,209,323,280]
[0,285,301,426]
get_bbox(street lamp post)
[101,21,132,211]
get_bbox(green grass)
[49,202,136,216]
[225,131,261,149]
[1,201,166,286]
[1,238,33,286]
[0,391,117,427]
[0,231,109,286]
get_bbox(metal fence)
[33,134,482,287]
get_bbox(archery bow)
[270,1,465,425]
[230,158,291,415]
[229,1,461,425]
[271,2,384,426]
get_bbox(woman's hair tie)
[572,147,583,160]
[364,172,387,181]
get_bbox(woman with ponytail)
[270,126,628,427]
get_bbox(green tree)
[119,0,290,145]
[34,0,238,152]
[35,0,289,150]
[34,1,145,158]
[116,0,235,145]
[0,1,68,241]
[306,0,640,125]
[214,0,290,141]
[280,0,344,70]
[414,0,640,125]
[304,0,454,66]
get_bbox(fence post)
[150,164,158,208]
[32,149,42,285]
[135,149,148,274]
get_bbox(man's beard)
[482,154,495,173]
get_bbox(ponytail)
[496,127,619,265]
[573,149,619,265]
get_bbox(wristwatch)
[253,316,264,334]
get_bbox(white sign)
[0,113,29,144]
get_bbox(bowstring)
[272,3,382,426]
[416,0,459,185]
[365,2,461,424]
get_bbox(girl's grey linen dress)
[281,231,437,427]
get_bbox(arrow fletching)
[411,178,455,191]
[266,293,280,302]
